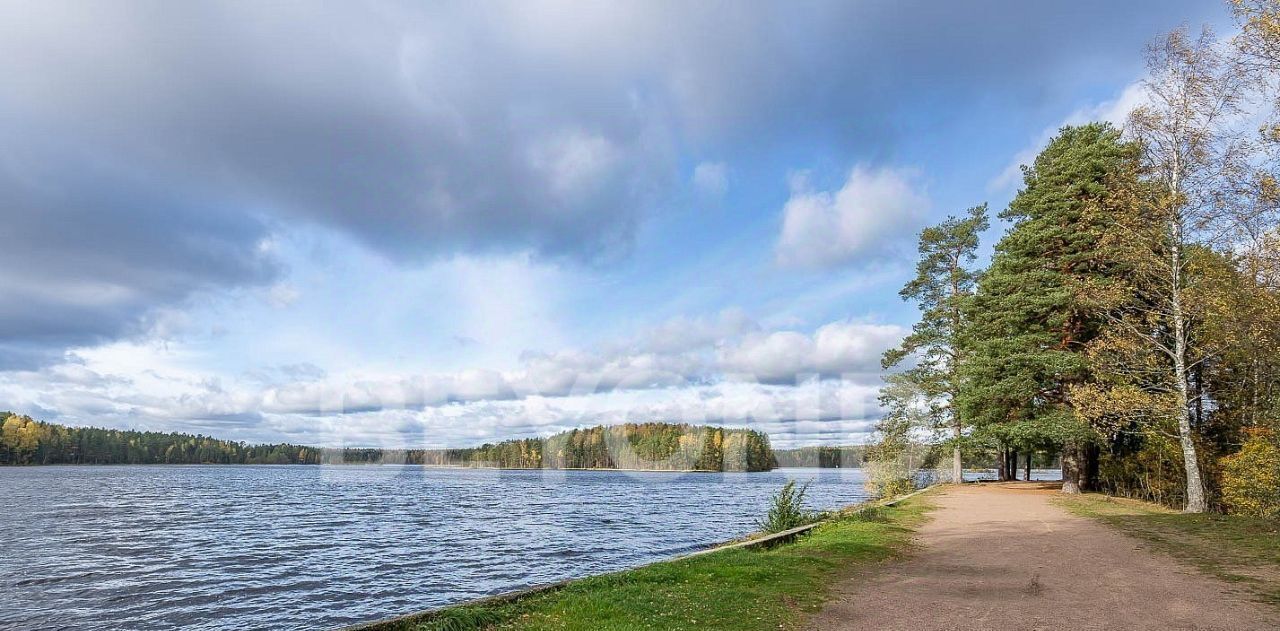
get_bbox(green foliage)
[758,480,816,533]
[417,608,507,631]
[880,205,989,454]
[441,423,777,472]
[877,477,916,499]
[883,203,989,372]
[863,449,917,498]
[1094,433,1189,507]
[866,375,932,489]
[960,123,1138,452]
[1193,248,1280,441]
[1220,430,1280,519]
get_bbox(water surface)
[0,465,871,630]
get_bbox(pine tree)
[959,123,1140,493]
[882,204,989,484]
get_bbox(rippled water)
[0,465,873,630]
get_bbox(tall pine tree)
[882,204,989,484]
[959,123,1140,493]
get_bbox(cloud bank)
[0,0,1228,445]
[0,312,904,446]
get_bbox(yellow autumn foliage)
[1220,430,1280,519]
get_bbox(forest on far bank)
[0,414,777,472]
[772,446,868,468]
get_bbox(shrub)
[1096,435,1187,508]
[879,477,916,498]
[864,457,916,499]
[758,480,816,533]
[1220,430,1280,519]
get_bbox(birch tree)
[1117,27,1243,512]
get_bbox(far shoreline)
[0,461,866,472]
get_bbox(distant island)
[772,446,868,468]
[0,413,777,472]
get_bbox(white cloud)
[692,161,728,199]
[811,321,904,374]
[988,81,1149,192]
[720,330,812,382]
[775,166,929,269]
[527,129,622,202]
[719,320,905,383]
[636,307,758,354]
[280,379,885,449]
[266,283,301,308]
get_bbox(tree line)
[397,423,777,472]
[0,414,777,472]
[875,2,1280,516]
[0,413,318,465]
[773,446,869,468]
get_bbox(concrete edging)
[878,484,933,507]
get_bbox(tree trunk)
[1082,444,1100,492]
[997,446,1009,482]
[952,422,963,484]
[1170,225,1208,513]
[1025,452,1032,481]
[1061,445,1081,494]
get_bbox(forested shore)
[871,3,1280,519]
[344,422,777,471]
[0,413,318,465]
[0,414,777,471]
[772,446,867,468]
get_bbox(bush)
[1096,435,1188,508]
[864,457,916,499]
[758,480,815,533]
[1220,430,1280,519]
[878,477,915,498]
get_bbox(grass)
[360,493,934,631]
[1056,493,1280,607]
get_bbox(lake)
[0,465,875,630]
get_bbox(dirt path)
[810,483,1278,630]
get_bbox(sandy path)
[810,483,1278,630]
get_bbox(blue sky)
[0,1,1232,447]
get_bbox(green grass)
[361,493,934,631]
[1056,493,1280,607]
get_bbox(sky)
[0,0,1234,449]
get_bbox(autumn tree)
[1114,27,1243,512]
[1194,250,1280,435]
[1226,0,1280,429]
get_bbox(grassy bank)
[1056,494,1280,607]
[361,493,934,631]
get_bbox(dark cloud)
[0,0,1226,367]
[1,2,672,261]
[0,142,277,366]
